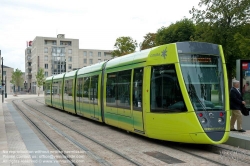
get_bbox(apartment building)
[0,63,14,94]
[79,49,113,67]
[25,34,112,94]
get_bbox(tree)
[10,68,23,94]
[35,68,45,96]
[234,23,250,57]
[112,36,138,57]
[155,18,195,45]
[189,0,250,86]
[140,33,156,50]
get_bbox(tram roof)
[52,73,66,80]
[105,47,159,69]
[77,61,106,76]
[64,70,77,78]
[45,75,53,81]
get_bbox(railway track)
[160,142,250,166]
[12,99,142,166]
[10,98,250,166]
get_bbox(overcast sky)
[0,0,200,73]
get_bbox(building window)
[3,71,6,76]
[45,72,48,77]
[104,59,107,61]
[45,56,48,61]
[68,49,72,54]
[84,59,87,64]
[68,56,72,62]
[44,40,47,45]
[68,64,72,70]
[83,51,87,57]
[98,52,101,57]
[89,59,93,64]
[52,41,56,45]
[89,51,93,57]
[45,64,48,69]
[98,59,101,63]
[104,52,107,56]
[27,49,31,54]
[44,47,48,53]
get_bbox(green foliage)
[191,22,214,42]
[155,18,195,45]
[35,68,45,96]
[189,0,250,79]
[11,68,24,91]
[140,33,156,50]
[234,33,250,56]
[190,0,250,26]
[112,36,138,57]
[35,68,45,88]
[234,23,250,57]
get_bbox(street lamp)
[5,76,7,98]
[1,51,4,103]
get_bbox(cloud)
[0,0,199,72]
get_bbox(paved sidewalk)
[0,94,59,166]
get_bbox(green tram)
[44,42,230,144]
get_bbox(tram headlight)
[201,118,206,123]
[218,117,224,123]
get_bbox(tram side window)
[117,70,131,109]
[65,79,73,101]
[45,83,51,96]
[52,81,59,99]
[90,75,98,105]
[106,73,117,106]
[64,80,68,100]
[150,64,186,113]
[83,77,90,103]
[76,78,83,102]
[133,68,143,111]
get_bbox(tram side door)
[90,75,100,120]
[132,68,144,132]
[76,78,83,115]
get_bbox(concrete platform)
[0,94,249,165]
[0,94,59,166]
[225,131,250,150]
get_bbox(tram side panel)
[75,72,103,122]
[63,70,78,114]
[104,65,145,133]
[50,73,65,110]
[52,79,64,110]
[63,77,76,114]
[75,75,85,116]
[44,77,53,106]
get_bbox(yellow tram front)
[177,42,229,143]
[145,42,229,144]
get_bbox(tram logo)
[161,47,167,59]
[149,47,167,59]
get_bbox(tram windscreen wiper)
[189,89,206,111]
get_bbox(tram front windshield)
[179,54,224,111]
